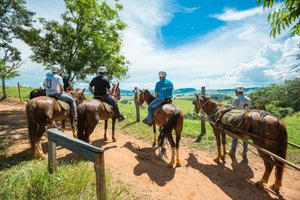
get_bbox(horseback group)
[26,64,288,193]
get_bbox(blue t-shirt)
[154,79,173,99]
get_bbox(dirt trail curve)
[1,102,300,200]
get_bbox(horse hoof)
[104,137,108,141]
[112,138,116,142]
[152,142,156,147]
[270,184,280,193]
[213,157,220,163]
[220,156,225,161]
[255,181,264,189]
[176,163,181,167]
[167,163,173,168]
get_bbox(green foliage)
[257,0,300,37]
[266,104,294,118]
[20,0,128,82]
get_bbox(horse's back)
[79,98,111,120]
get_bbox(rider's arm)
[154,91,158,98]
[89,85,94,94]
[59,85,64,93]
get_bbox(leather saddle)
[153,98,172,116]
[94,97,114,113]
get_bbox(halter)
[196,97,219,121]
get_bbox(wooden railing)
[47,128,106,200]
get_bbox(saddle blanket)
[216,105,247,128]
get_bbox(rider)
[62,74,73,92]
[43,65,77,119]
[89,66,126,122]
[142,71,174,126]
[229,86,251,159]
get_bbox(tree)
[0,0,34,99]
[257,0,300,37]
[0,45,22,99]
[21,0,129,82]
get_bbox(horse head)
[193,94,212,114]
[110,83,121,101]
[69,88,86,105]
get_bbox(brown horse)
[138,89,183,167]
[77,83,121,143]
[26,89,85,159]
[193,95,287,192]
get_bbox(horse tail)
[275,120,288,186]
[26,100,38,155]
[77,103,86,140]
[158,111,180,152]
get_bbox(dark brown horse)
[26,89,86,159]
[193,95,287,192]
[77,83,121,143]
[138,89,183,167]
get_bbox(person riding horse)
[43,65,77,119]
[142,71,173,126]
[89,66,126,122]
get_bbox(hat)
[98,66,107,73]
[158,71,167,78]
[50,65,61,73]
[236,87,244,92]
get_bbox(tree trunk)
[1,78,7,100]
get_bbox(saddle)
[94,97,114,113]
[153,98,172,116]
[215,105,247,128]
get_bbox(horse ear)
[82,88,85,93]
[117,82,119,87]
[139,89,142,92]
[195,93,199,99]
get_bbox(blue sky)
[6,0,300,90]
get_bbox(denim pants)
[230,138,248,155]
[146,98,164,123]
[57,93,77,117]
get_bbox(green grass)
[0,159,136,200]
[0,86,35,101]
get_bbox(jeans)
[230,138,248,155]
[56,93,77,117]
[94,94,121,118]
[146,98,164,123]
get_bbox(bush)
[266,104,294,118]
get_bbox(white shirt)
[43,73,64,96]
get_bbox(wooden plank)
[211,122,300,171]
[17,82,23,103]
[134,87,140,122]
[95,154,106,200]
[201,86,206,135]
[47,128,103,162]
[48,140,57,173]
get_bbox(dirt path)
[1,102,300,200]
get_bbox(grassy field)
[1,86,300,199]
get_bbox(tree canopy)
[20,0,129,82]
[258,0,300,37]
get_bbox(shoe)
[142,118,152,126]
[228,151,235,158]
[118,115,126,122]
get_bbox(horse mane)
[144,89,156,103]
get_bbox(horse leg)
[270,160,284,192]
[104,120,108,141]
[255,150,274,189]
[61,119,66,132]
[220,132,226,160]
[175,129,182,167]
[70,118,77,138]
[34,124,47,159]
[112,118,116,142]
[152,125,156,147]
[213,129,221,163]
[166,133,176,168]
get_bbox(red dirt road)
[1,102,299,200]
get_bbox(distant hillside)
[174,88,196,94]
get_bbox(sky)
[6,0,300,91]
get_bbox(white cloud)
[211,7,264,21]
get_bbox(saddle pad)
[220,109,247,128]
[103,102,113,113]
[153,103,174,116]
[57,100,70,111]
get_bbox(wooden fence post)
[194,86,206,142]
[17,82,23,103]
[95,154,106,200]
[48,140,57,174]
[134,87,140,122]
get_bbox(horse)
[77,83,121,143]
[138,89,184,167]
[193,95,287,192]
[26,89,86,159]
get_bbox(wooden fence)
[47,128,106,200]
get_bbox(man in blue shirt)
[142,71,174,126]
[229,87,251,159]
